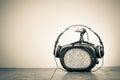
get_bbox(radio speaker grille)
[64,48,91,68]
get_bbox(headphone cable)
[49,68,57,80]
[54,56,67,72]
[49,56,67,80]
[91,57,104,72]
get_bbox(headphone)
[54,24,104,59]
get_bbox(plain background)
[0,0,120,68]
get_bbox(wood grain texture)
[0,67,120,80]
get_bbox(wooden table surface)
[0,67,120,80]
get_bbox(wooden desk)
[0,67,120,80]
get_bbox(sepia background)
[0,0,120,68]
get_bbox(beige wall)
[0,0,120,68]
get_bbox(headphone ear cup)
[55,45,62,57]
[100,46,104,58]
[96,46,104,58]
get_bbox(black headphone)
[54,25,104,59]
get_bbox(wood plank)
[0,67,120,80]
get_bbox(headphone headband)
[54,24,104,55]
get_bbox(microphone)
[74,27,86,34]
[74,27,86,43]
